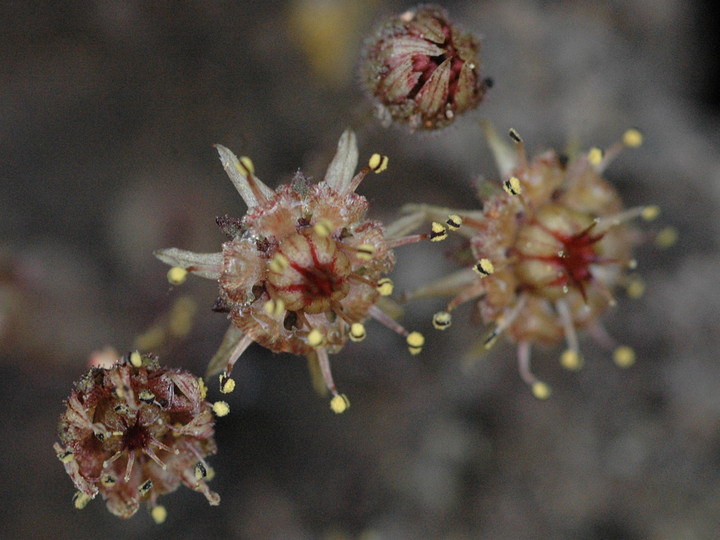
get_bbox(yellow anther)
[531,381,552,400]
[313,218,334,237]
[446,214,462,230]
[376,277,394,296]
[151,505,168,524]
[269,253,289,273]
[73,491,92,510]
[613,345,636,368]
[655,226,678,249]
[264,298,285,317]
[167,266,188,286]
[626,276,646,299]
[101,474,116,487]
[129,351,143,368]
[139,479,154,496]
[307,328,325,347]
[368,153,389,173]
[349,323,367,342]
[194,462,208,481]
[406,331,425,355]
[213,401,230,417]
[473,258,495,276]
[199,378,208,401]
[138,389,155,404]
[503,176,522,196]
[588,147,604,165]
[56,449,74,463]
[560,349,583,371]
[483,329,499,350]
[508,128,523,143]
[238,155,255,176]
[622,128,643,148]
[641,205,660,221]
[432,311,452,330]
[429,222,448,242]
[330,394,350,414]
[219,373,236,394]
[356,244,376,261]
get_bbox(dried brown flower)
[360,4,490,131]
[406,125,655,397]
[156,130,437,412]
[54,352,220,521]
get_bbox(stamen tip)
[330,393,350,414]
[432,311,452,330]
[446,214,462,230]
[167,266,188,286]
[587,147,604,165]
[349,323,367,342]
[212,401,230,417]
[503,176,522,196]
[151,505,168,524]
[376,277,394,296]
[307,328,325,348]
[613,345,636,368]
[429,222,448,242]
[368,153,389,173]
[473,258,495,276]
[641,205,660,221]
[560,349,583,371]
[129,351,143,368]
[655,226,678,249]
[622,128,643,148]
[531,381,552,400]
[406,331,425,355]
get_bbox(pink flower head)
[55,352,219,521]
[156,130,436,412]
[407,126,656,397]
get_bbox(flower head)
[360,4,490,131]
[406,125,655,397]
[156,130,435,411]
[54,352,220,521]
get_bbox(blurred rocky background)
[1,1,718,538]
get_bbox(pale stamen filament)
[368,304,409,337]
[315,347,338,397]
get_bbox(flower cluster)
[360,4,490,130]
[54,3,662,524]
[406,125,654,397]
[54,352,220,522]
[156,129,437,412]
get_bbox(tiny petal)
[323,128,359,192]
[215,144,274,207]
[154,248,222,280]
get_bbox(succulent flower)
[54,352,220,521]
[405,125,656,397]
[156,129,438,412]
[360,4,490,131]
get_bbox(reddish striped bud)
[360,4,490,131]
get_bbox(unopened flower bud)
[360,4,490,131]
